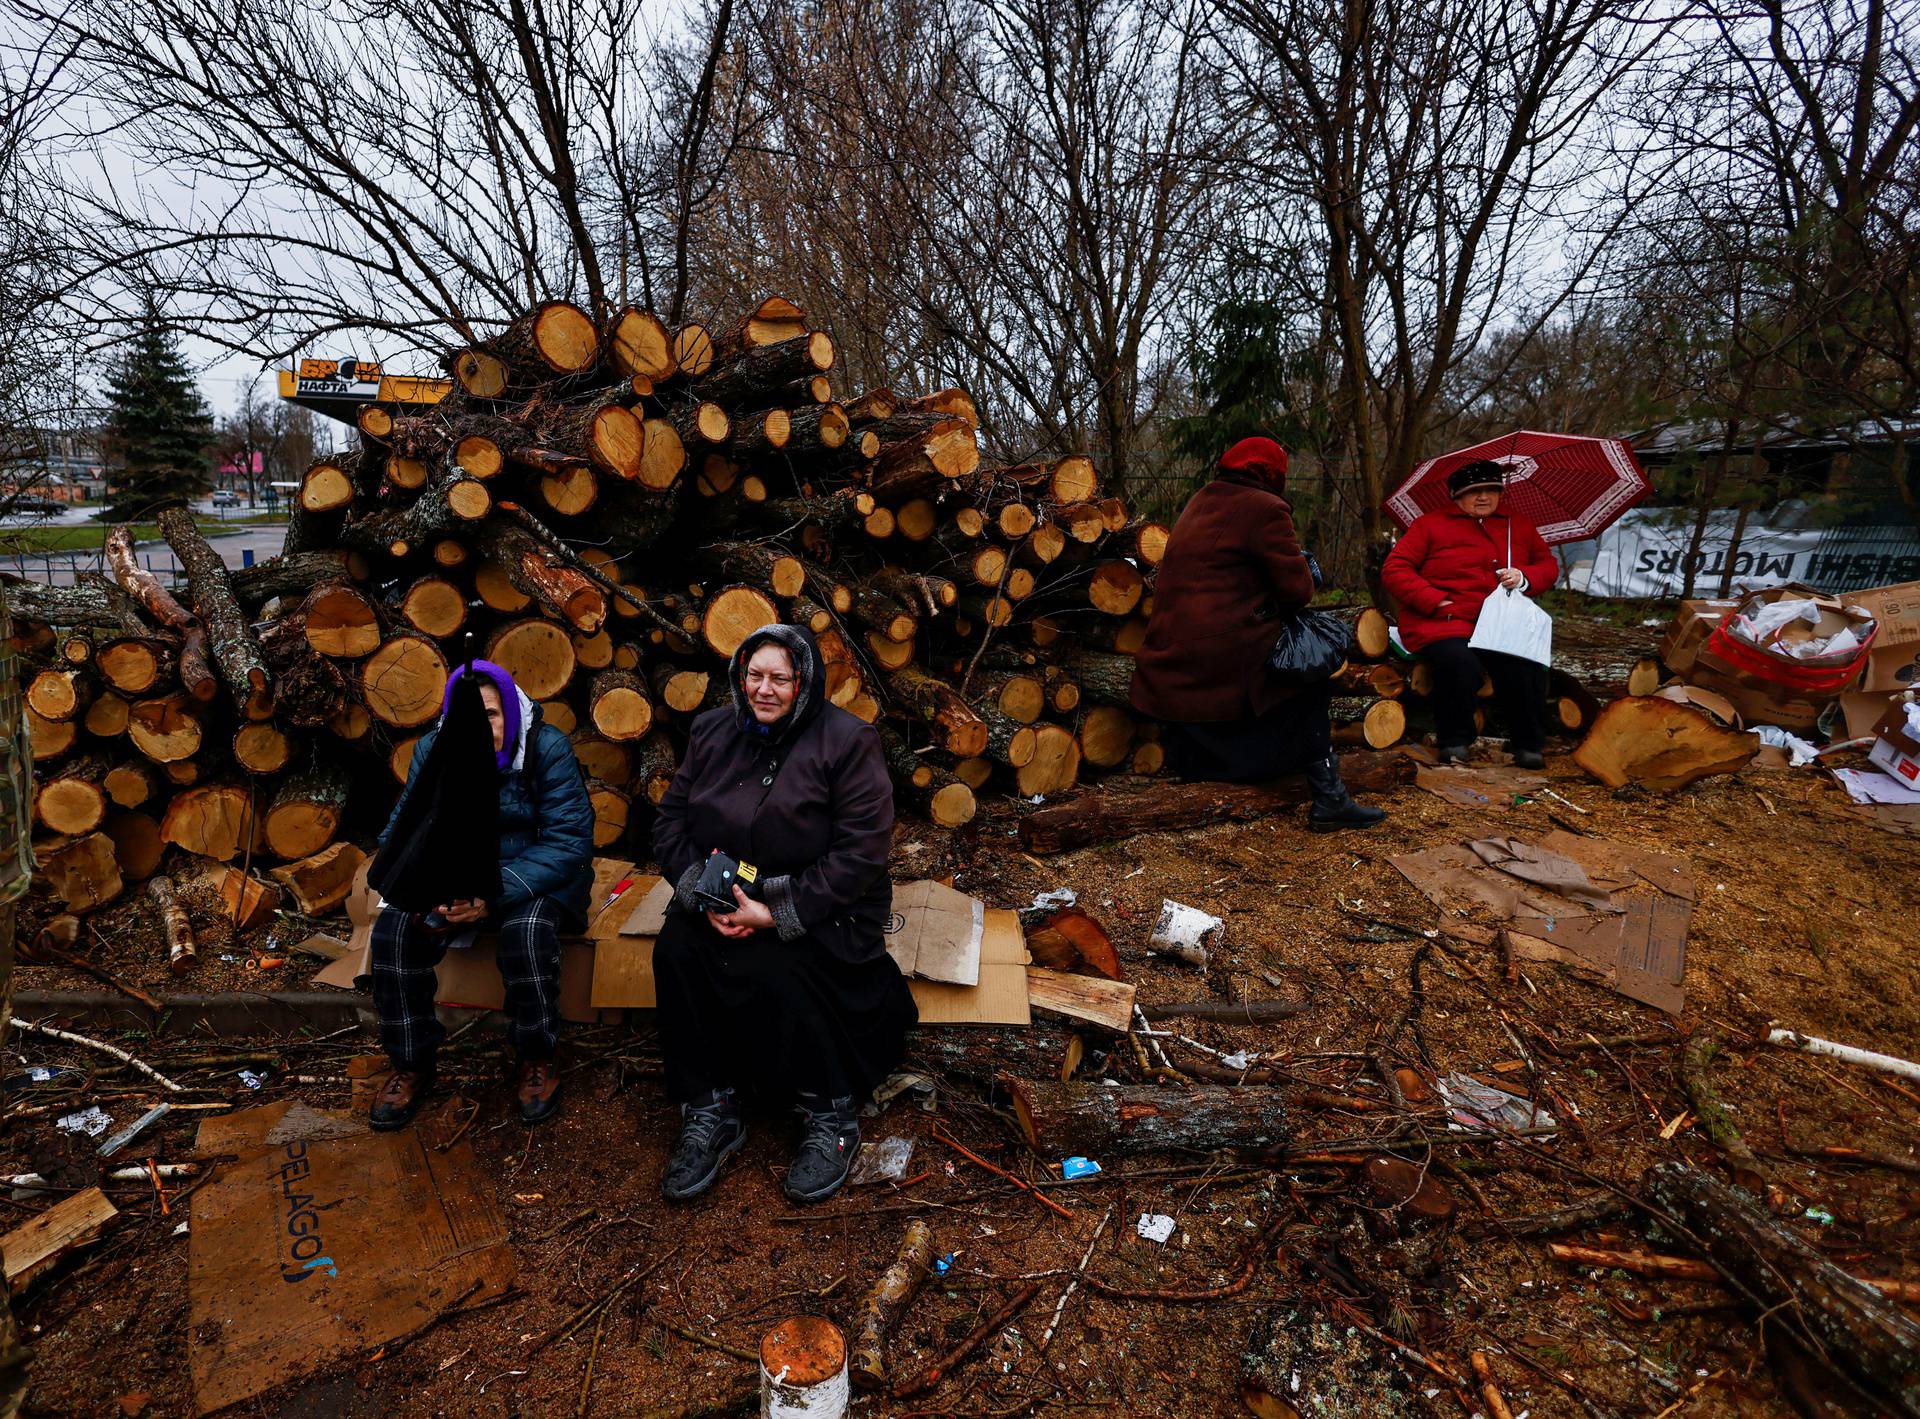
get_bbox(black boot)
[662,1088,745,1201]
[1511,747,1545,770]
[785,1094,861,1204]
[1305,754,1386,832]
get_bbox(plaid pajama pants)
[369,899,562,1070]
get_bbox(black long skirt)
[652,911,918,1106]
[1164,686,1334,782]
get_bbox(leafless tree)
[18,0,745,361]
[1205,0,1669,558]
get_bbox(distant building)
[3,427,107,503]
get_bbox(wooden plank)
[2,1187,117,1289]
[1026,967,1135,1032]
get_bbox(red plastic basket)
[1703,614,1876,695]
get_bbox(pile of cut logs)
[4,295,1186,916]
[6,294,1619,924]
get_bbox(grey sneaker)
[784,1095,861,1204]
[662,1090,745,1201]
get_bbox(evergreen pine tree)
[100,305,214,521]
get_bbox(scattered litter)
[1146,899,1222,969]
[1438,1074,1556,1134]
[237,1070,267,1090]
[1135,1213,1176,1244]
[1060,1156,1101,1180]
[1831,766,1920,806]
[4,1065,78,1091]
[847,1136,915,1185]
[933,1254,954,1276]
[1028,888,1078,913]
[1752,725,1819,766]
[1804,1205,1835,1226]
[97,1103,173,1158]
[55,1106,113,1138]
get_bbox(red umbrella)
[1384,431,1651,546]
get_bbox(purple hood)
[442,659,523,770]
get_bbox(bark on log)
[156,506,270,710]
[1018,753,1414,853]
[148,874,195,975]
[472,521,606,632]
[491,299,599,375]
[1645,1161,1920,1417]
[878,727,977,828]
[695,332,835,407]
[851,1219,935,1392]
[1004,1078,1289,1156]
[229,551,355,610]
[104,810,163,882]
[102,527,218,700]
[340,474,492,560]
[887,666,989,758]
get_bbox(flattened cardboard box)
[187,1104,513,1415]
[316,857,639,1024]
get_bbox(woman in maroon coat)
[651,623,916,1205]
[1380,460,1559,765]
[1130,437,1384,831]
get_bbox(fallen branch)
[1768,1027,1920,1084]
[1547,1243,1920,1302]
[932,1125,1073,1222]
[890,1281,1040,1399]
[1471,1351,1517,1419]
[11,1019,184,1093]
[1467,1194,1629,1238]
[1678,1034,1765,1187]
[1082,1217,1280,1303]
[1040,1205,1113,1351]
[1137,999,1310,1026]
[851,1218,936,1390]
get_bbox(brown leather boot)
[516,1057,562,1125]
[369,1067,434,1131]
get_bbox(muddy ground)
[6,611,1918,1419]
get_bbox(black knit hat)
[1447,460,1507,498]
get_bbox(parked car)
[211,490,241,507]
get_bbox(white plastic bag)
[1469,585,1553,666]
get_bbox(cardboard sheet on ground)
[317,858,639,1023]
[187,1104,514,1415]
[1391,831,1693,1015]
[1832,766,1920,806]
[1414,763,1549,809]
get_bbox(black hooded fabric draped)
[367,673,504,912]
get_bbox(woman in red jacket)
[1381,460,1559,766]
[1130,437,1384,830]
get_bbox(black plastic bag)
[1267,610,1351,685]
[366,674,503,912]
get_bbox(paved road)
[1,521,289,587]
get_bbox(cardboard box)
[1868,701,1920,786]
[1848,579,1920,691]
[316,858,639,1024]
[1659,598,1739,675]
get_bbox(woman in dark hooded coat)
[651,623,916,1204]
[1130,436,1385,830]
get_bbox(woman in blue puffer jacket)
[367,660,594,1131]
